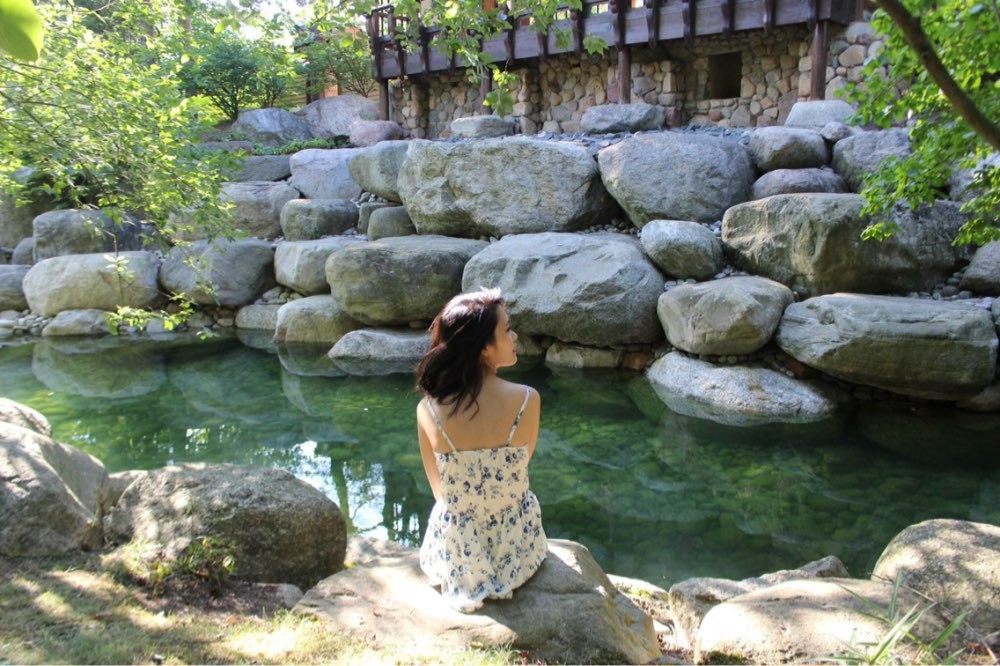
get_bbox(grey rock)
[31,339,165,398]
[348,119,404,147]
[0,182,48,249]
[695,578,951,664]
[41,309,112,337]
[358,202,398,234]
[872,519,1000,637]
[232,108,312,144]
[367,207,415,240]
[723,194,970,297]
[293,539,661,665]
[646,352,848,426]
[657,277,793,355]
[820,121,856,142]
[273,294,364,345]
[327,235,487,325]
[450,115,516,138]
[235,303,282,331]
[639,219,723,280]
[581,103,664,133]
[751,167,848,199]
[832,128,911,191]
[12,236,33,265]
[776,294,998,400]
[347,141,409,203]
[1,422,107,555]
[398,138,617,237]
[299,95,380,139]
[279,199,358,240]
[328,328,429,376]
[275,236,366,295]
[0,265,29,310]
[545,342,624,369]
[225,154,292,182]
[106,463,346,590]
[289,148,361,200]
[749,126,829,172]
[597,132,753,226]
[0,397,52,436]
[159,239,274,307]
[949,152,999,202]
[24,251,161,317]
[463,232,664,346]
[221,181,300,239]
[668,555,849,649]
[960,240,1000,295]
[33,209,145,261]
[783,100,856,129]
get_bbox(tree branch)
[875,0,1000,151]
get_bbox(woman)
[415,287,547,612]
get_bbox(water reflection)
[1,336,997,588]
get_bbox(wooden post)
[810,20,828,100]
[480,74,493,115]
[618,46,631,103]
[379,79,390,120]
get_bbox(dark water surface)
[2,334,997,588]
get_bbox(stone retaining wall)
[391,21,884,137]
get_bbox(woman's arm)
[416,403,443,501]
[522,387,541,460]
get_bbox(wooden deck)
[365,0,857,81]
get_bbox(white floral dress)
[419,389,547,612]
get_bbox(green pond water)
[2,333,998,588]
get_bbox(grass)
[0,552,523,665]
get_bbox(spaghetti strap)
[504,388,532,446]
[423,399,458,453]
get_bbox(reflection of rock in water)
[32,339,165,398]
[276,342,343,378]
[857,401,1000,467]
[235,327,278,353]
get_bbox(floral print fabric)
[419,397,547,612]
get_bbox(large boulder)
[0,170,49,249]
[326,235,488,325]
[751,168,847,199]
[723,194,970,297]
[231,108,311,144]
[220,181,300,239]
[639,220,723,280]
[1,421,107,555]
[0,265,29,310]
[348,119,403,147]
[694,578,951,664]
[279,199,358,241]
[328,328,429,376]
[288,149,361,200]
[235,303,281,331]
[41,309,112,337]
[367,207,415,240]
[294,538,661,665]
[33,209,145,261]
[23,251,161,316]
[272,294,364,345]
[832,128,911,191]
[657,277,794,355]
[398,138,618,237]
[347,141,409,203]
[299,95,380,139]
[776,294,998,400]
[225,155,292,182]
[748,127,829,172]
[646,352,848,426]
[106,463,347,590]
[0,397,52,435]
[274,237,366,295]
[450,115,516,138]
[783,100,855,129]
[669,556,849,649]
[462,232,665,346]
[160,239,274,307]
[597,132,754,226]
[581,103,664,133]
[960,240,1000,295]
[871,519,1000,636]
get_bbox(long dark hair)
[416,287,505,416]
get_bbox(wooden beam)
[682,0,696,46]
[618,45,631,102]
[810,19,828,99]
[722,0,736,36]
[763,0,777,34]
[573,8,585,56]
[379,79,390,120]
[480,74,492,114]
[420,25,431,73]
[645,0,660,49]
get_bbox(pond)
[2,333,998,589]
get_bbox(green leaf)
[0,0,43,61]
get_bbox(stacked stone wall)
[390,21,885,137]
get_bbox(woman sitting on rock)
[415,287,547,612]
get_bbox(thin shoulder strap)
[423,398,458,453]
[504,387,532,446]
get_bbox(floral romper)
[419,388,548,612]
